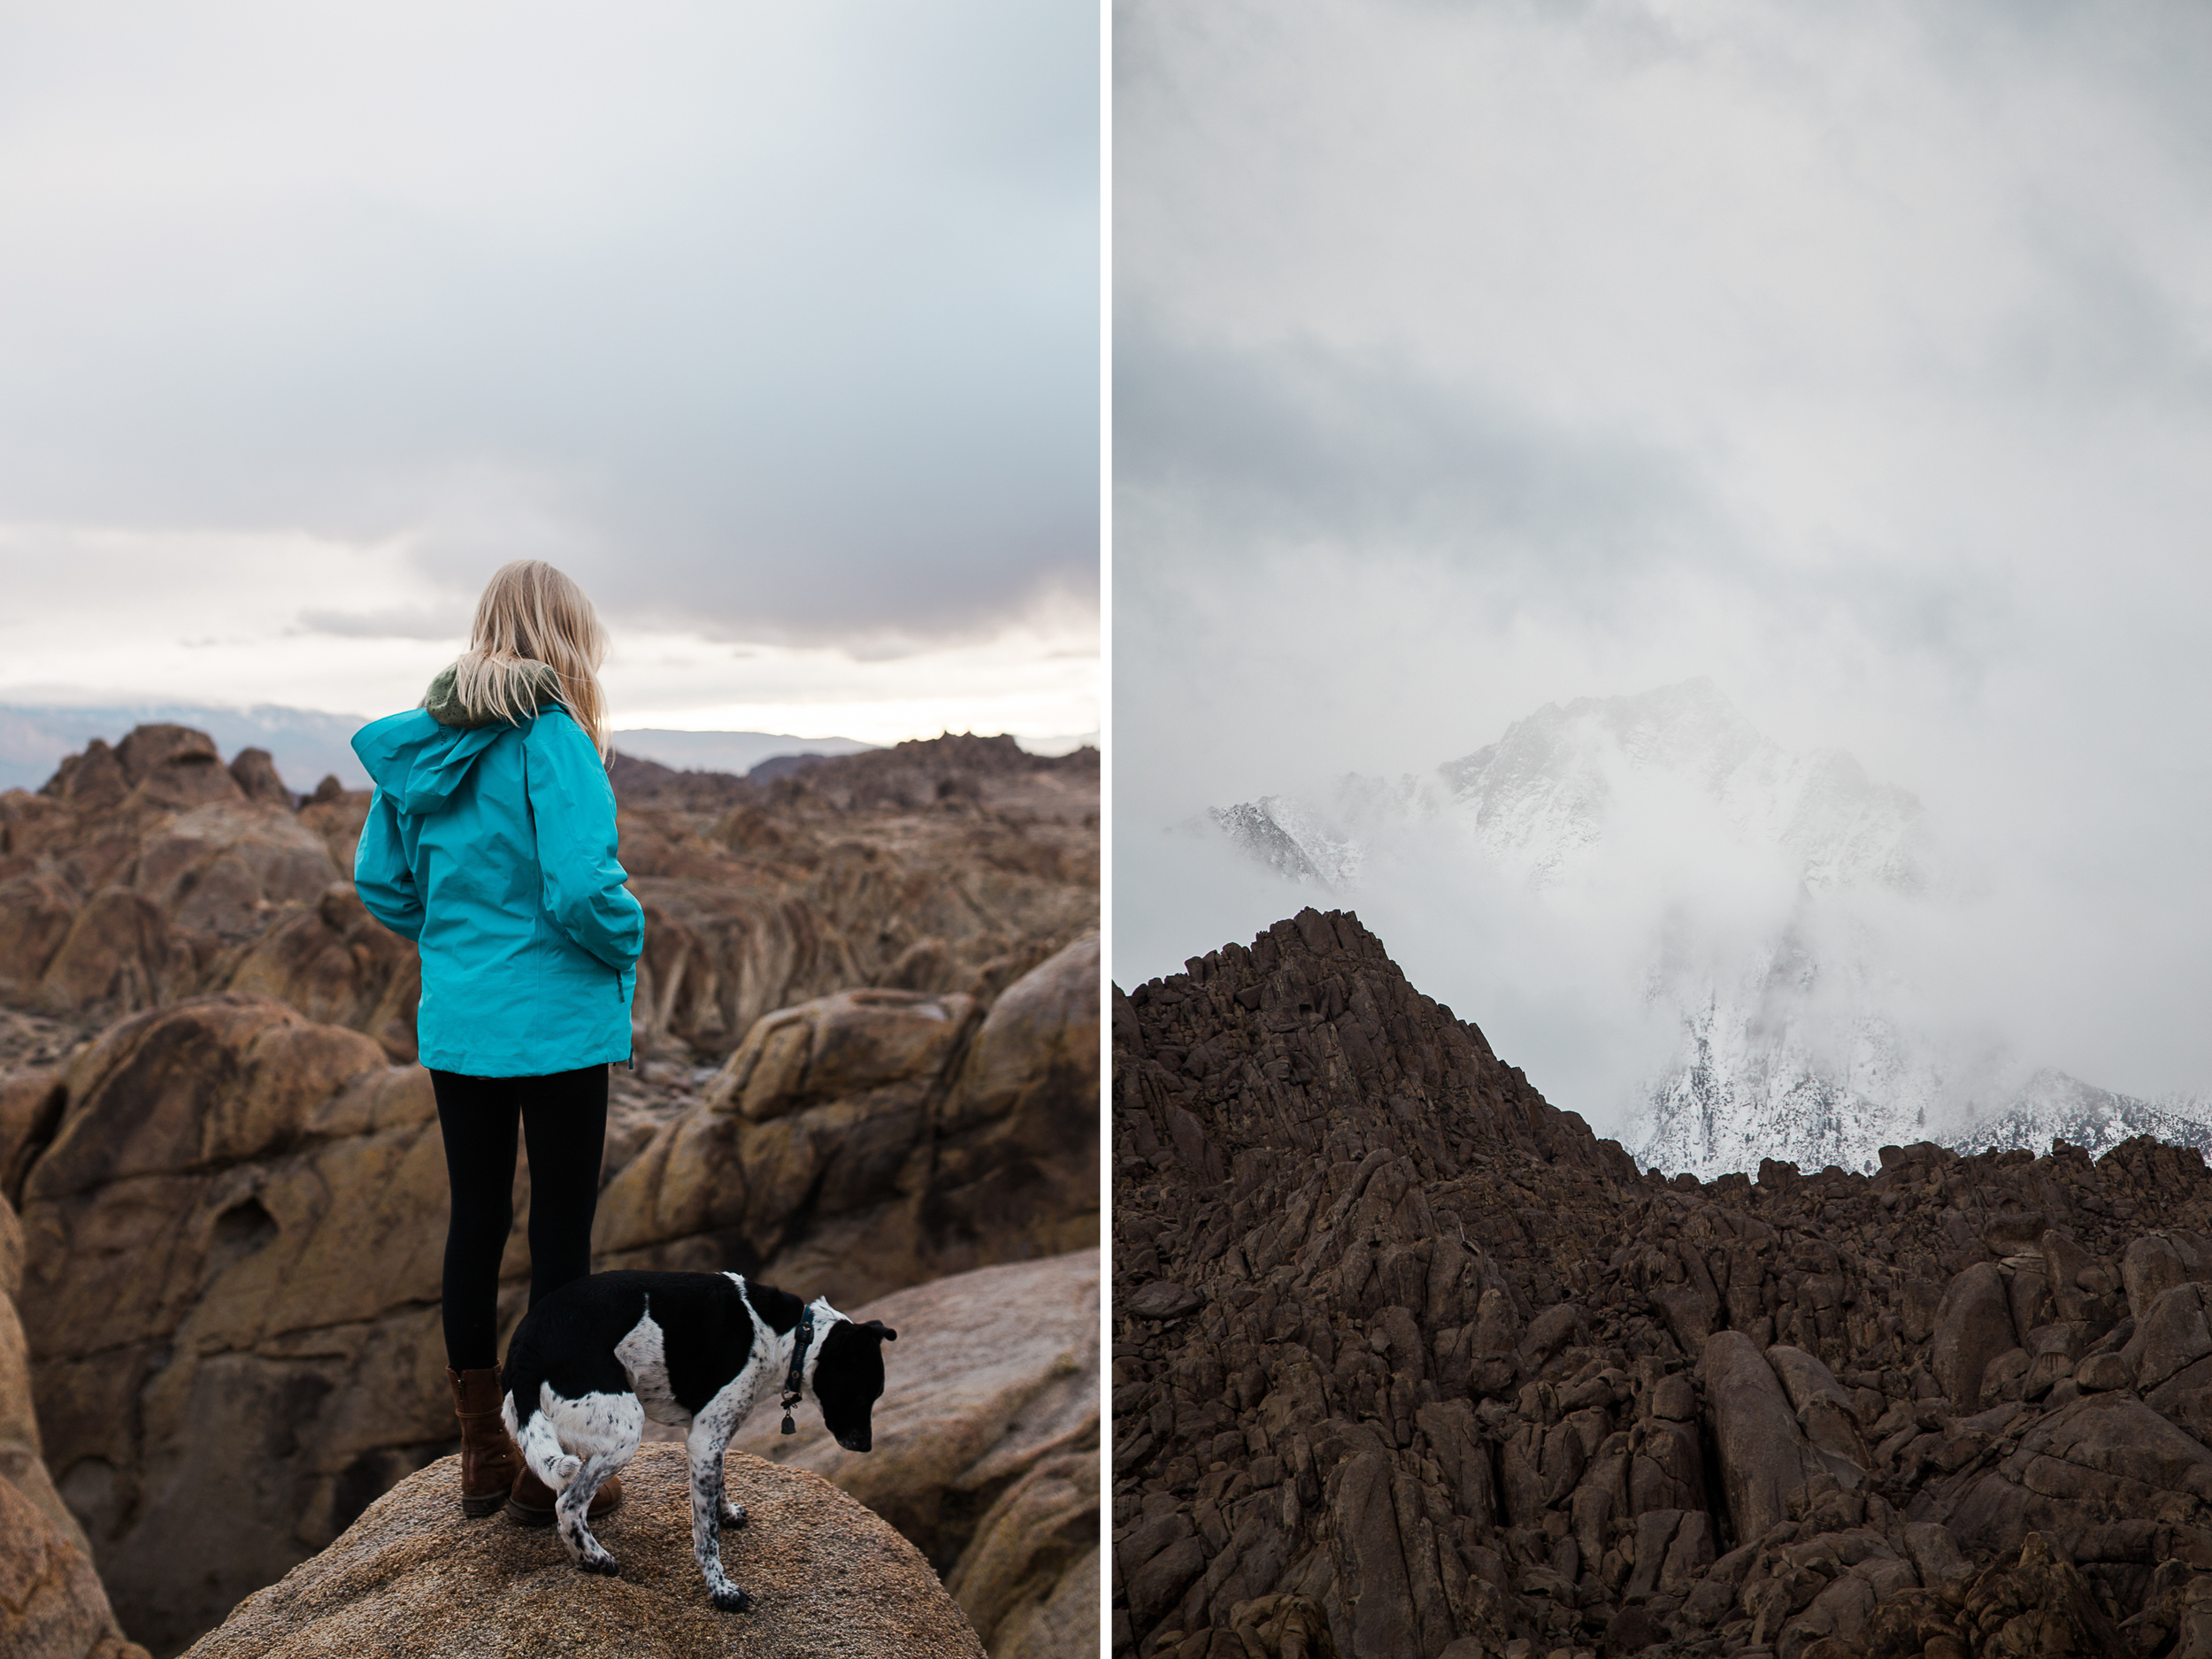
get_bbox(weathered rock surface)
[596,936,1099,1303]
[1113,906,2212,1659]
[13,996,459,1654]
[733,1250,1101,1657]
[0,1474,150,1659]
[0,727,342,1018]
[11,972,1098,1655]
[2,724,1097,1071]
[180,1443,987,1658]
[0,1191,146,1659]
[2,723,1098,1655]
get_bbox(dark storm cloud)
[0,0,1097,641]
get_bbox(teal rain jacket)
[351,684,642,1077]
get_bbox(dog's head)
[805,1304,897,1453]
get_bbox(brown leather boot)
[505,1464,623,1527]
[447,1367,523,1518]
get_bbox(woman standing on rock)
[350,559,642,1525]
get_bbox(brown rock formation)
[618,745,1098,1060]
[595,935,1100,1302]
[733,1250,1102,1658]
[14,996,458,1654]
[12,970,1096,1654]
[0,1477,149,1659]
[1,1191,147,1659]
[0,730,342,1018]
[1112,907,2212,1659]
[3,726,1095,1072]
[1,724,1097,1655]
[179,1443,987,1658]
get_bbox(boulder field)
[1113,908,2212,1659]
[0,726,1098,1069]
[0,726,1099,1657]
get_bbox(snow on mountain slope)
[1209,679,2206,1177]
[1955,1071,2212,1164]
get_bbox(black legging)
[431,1064,608,1371]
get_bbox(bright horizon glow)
[0,526,1097,747]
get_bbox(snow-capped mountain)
[1955,1071,2212,1164]
[1210,679,2212,1177]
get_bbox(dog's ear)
[861,1320,896,1342]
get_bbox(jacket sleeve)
[353,787,426,941]
[525,713,645,972]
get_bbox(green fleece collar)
[423,661,566,728]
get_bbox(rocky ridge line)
[1112,907,2212,1659]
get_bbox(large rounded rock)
[705,987,979,1123]
[2126,1283,2212,1393]
[17,996,465,1655]
[732,1250,1099,1657]
[0,1189,142,1659]
[219,885,421,1063]
[180,1444,987,1658]
[927,933,1099,1278]
[1931,1262,2017,1408]
[129,801,338,941]
[596,944,1099,1302]
[2125,1235,2190,1322]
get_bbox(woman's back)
[352,691,642,1077]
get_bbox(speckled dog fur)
[500,1270,895,1611]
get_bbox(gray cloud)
[1118,306,1717,575]
[0,0,1096,641]
[1114,0,2212,1105]
[296,605,472,641]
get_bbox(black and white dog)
[499,1270,895,1611]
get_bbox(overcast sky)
[1116,0,2212,1106]
[0,0,1098,745]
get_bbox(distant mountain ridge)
[0,702,374,794]
[0,702,874,795]
[1207,679,2212,1176]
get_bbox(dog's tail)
[503,1384,582,1488]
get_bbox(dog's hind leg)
[557,1451,627,1576]
[546,1389,643,1578]
[684,1392,751,1612]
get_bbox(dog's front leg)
[685,1409,750,1612]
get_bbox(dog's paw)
[711,1585,752,1613]
[579,1554,620,1578]
[721,1500,748,1529]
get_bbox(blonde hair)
[451,561,612,755]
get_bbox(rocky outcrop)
[8,973,1096,1655]
[1112,907,2212,1659]
[1,1192,148,1659]
[180,1444,987,1658]
[13,996,459,1654]
[595,935,1100,1302]
[621,794,1097,1060]
[3,725,1096,1075]
[2,723,1097,1655]
[0,727,342,1018]
[733,1250,1101,1659]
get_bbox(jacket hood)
[350,662,569,814]
[423,660,565,728]
[350,711,514,815]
